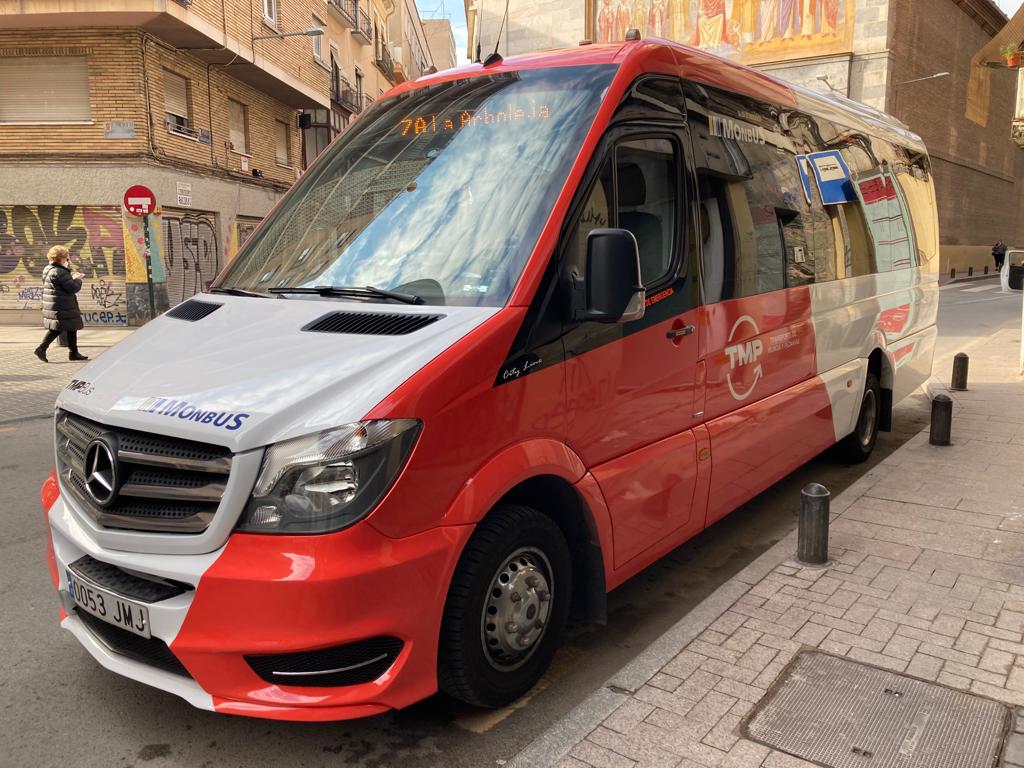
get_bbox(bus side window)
[836,196,878,277]
[837,144,882,276]
[616,138,678,286]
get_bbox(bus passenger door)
[562,119,704,570]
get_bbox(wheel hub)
[481,548,552,670]
[858,388,877,448]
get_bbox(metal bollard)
[930,394,953,446]
[797,483,830,565]
[950,353,969,391]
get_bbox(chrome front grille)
[55,410,232,533]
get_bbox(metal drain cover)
[743,651,1009,768]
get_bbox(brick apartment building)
[466,0,1024,278]
[423,18,458,71]
[302,0,398,166]
[0,0,423,327]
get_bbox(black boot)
[69,352,89,361]
[34,347,48,363]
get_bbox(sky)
[416,0,1024,68]
[415,0,470,64]
[997,0,1024,15]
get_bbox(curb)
[943,272,1000,285]
[505,452,908,768]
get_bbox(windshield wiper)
[268,285,424,305]
[211,287,271,298]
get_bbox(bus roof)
[403,37,927,156]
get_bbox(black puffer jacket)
[41,263,84,332]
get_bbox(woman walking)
[34,245,89,363]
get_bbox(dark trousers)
[38,328,78,355]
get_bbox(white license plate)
[66,569,151,639]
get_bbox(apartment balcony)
[328,0,356,28]
[374,47,395,82]
[1,0,326,107]
[352,8,372,44]
[340,85,363,113]
[363,93,375,111]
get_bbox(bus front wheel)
[837,372,881,464]
[438,504,571,708]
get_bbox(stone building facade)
[467,0,1024,277]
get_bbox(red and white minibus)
[42,36,938,720]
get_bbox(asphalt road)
[1,279,1020,768]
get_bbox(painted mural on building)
[594,0,854,64]
[0,205,129,325]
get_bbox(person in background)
[993,240,1008,272]
[34,245,89,363]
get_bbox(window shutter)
[0,57,91,123]
[164,71,188,119]
[275,121,288,165]
[228,100,247,154]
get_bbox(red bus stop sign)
[124,185,157,217]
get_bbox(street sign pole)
[143,214,156,320]
[123,184,158,320]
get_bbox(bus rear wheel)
[837,372,881,464]
[438,504,571,708]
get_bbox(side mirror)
[574,228,645,324]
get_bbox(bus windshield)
[215,65,616,307]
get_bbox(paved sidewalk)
[511,327,1024,768]
[0,325,133,423]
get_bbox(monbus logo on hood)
[136,397,250,431]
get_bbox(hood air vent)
[166,299,222,322]
[303,311,444,336]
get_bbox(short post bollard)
[930,394,953,446]
[797,483,830,565]
[950,353,969,391]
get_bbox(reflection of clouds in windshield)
[320,86,597,302]
[220,66,615,306]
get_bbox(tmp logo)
[724,315,763,401]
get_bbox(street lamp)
[252,27,324,41]
[816,75,841,93]
[894,71,950,86]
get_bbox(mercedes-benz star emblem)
[84,437,119,508]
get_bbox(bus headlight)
[238,420,420,534]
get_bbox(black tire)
[438,504,571,708]
[837,372,881,464]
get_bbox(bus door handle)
[666,323,695,342]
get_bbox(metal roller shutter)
[0,57,91,123]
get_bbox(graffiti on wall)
[162,209,220,306]
[0,205,128,324]
[594,0,854,65]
